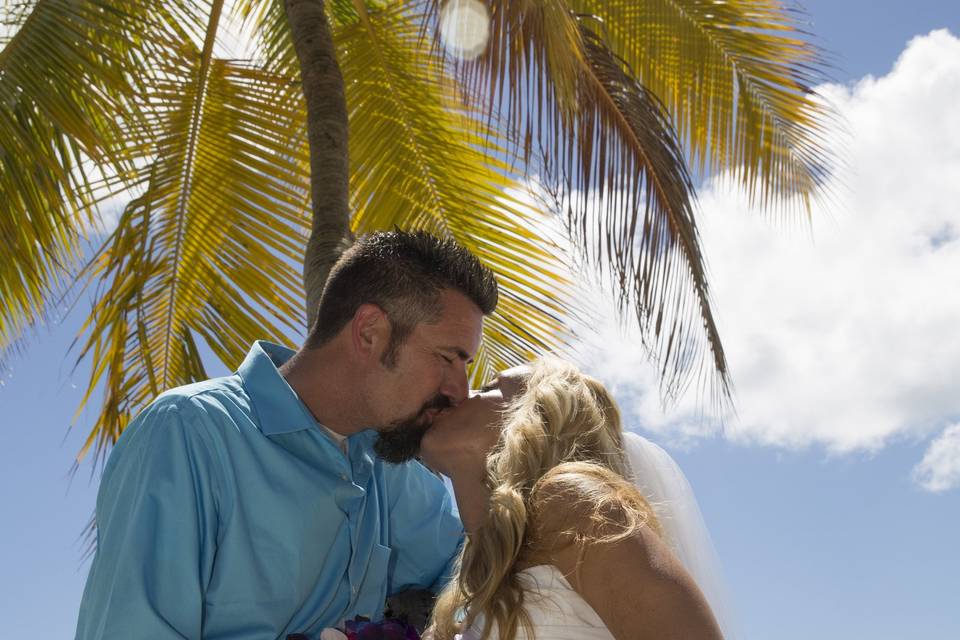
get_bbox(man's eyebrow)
[440,346,473,363]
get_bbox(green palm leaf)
[573,25,727,401]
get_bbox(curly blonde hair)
[430,359,661,640]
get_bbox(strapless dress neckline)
[459,564,615,640]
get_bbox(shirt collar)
[237,340,319,436]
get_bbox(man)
[75,230,498,639]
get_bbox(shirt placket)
[342,443,376,604]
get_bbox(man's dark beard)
[374,394,450,464]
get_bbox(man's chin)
[372,421,429,464]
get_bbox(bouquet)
[303,615,421,640]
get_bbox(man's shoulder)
[119,375,251,446]
[158,373,244,400]
[152,374,248,417]
[108,375,258,473]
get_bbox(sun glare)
[439,0,490,61]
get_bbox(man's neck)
[279,343,366,437]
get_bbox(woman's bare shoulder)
[525,463,724,639]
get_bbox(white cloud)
[913,424,960,492]
[578,30,960,475]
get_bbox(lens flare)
[439,0,490,61]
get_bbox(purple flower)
[343,616,420,640]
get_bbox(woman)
[424,359,728,640]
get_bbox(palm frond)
[573,25,727,402]
[428,1,729,401]
[571,0,836,211]
[0,0,199,362]
[340,2,580,385]
[75,41,311,461]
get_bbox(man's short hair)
[306,230,498,364]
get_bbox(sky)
[2,2,959,639]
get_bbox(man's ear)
[351,303,390,360]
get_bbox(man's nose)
[441,365,470,406]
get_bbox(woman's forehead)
[491,364,532,400]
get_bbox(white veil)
[622,431,738,639]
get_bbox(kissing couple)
[76,231,730,640]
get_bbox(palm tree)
[0,0,834,463]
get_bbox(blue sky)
[2,2,959,638]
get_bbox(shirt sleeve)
[75,397,221,640]
[384,462,464,595]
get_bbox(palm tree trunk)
[285,0,353,331]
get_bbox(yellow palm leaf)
[235,0,581,386]
[341,3,580,385]
[570,0,835,210]
[0,0,173,360]
[0,0,215,362]
[0,0,841,453]
[76,29,312,461]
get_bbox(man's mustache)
[419,394,451,416]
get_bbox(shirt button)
[340,473,348,480]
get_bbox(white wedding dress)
[459,563,614,640]
[457,432,734,640]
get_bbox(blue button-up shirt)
[76,341,463,639]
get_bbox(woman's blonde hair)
[431,359,661,640]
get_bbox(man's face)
[370,289,484,463]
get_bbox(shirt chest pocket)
[205,532,300,606]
